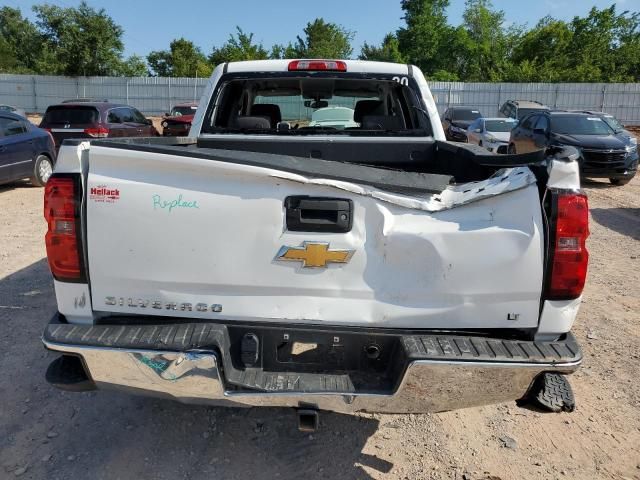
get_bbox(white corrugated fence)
[1,74,640,124]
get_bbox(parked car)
[499,100,549,120]
[508,111,637,185]
[441,107,482,141]
[0,111,55,186]
[308,106,358,129]
[467,117,518,153]
[43,60,586,424]
[0,104,27,118]
[39,102,159,150]
[162,102,198,136]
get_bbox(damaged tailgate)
[85,142,544,330]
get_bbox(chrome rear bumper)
[43,319,581,414]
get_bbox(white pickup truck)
[42,60,588,427]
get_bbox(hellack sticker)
[90,185,120,203]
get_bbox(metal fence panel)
[1,74,640,124]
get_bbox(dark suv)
[509,111,638,185]
[39,102,158,150]
[499,100,549,120]
[441,107,483,141]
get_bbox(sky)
[5,0,640,58]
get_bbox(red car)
[39,101,159,150]
[162,102,198,136]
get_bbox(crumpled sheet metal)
[269,166,537,212]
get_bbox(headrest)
[354,100,384,123]
[361,115,405,131]
[230,116,271,129]
[251,104,282,127]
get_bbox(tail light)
[546,192,589,300]
[44,175,85,282]
[288,60,347,72]
[84,126,109,138]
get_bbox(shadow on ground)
[590,208,640,241]
[0,260,391,480]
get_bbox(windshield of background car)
[310,107,356,129]
[551,116,615,135]
[202,74,432,136]
[42,106,99,125]
[601,115,624,133]
[452,109,481,121]
[171,106,197,116]
[484,120,517,132]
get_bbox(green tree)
[117,55,148,77]
[33,1,125,76]
[457,0,518,81]
[148,38,212,77]
[273,18,353,59]
[359,33,406,63]
[507,17,573,81]
[0,7,46,73]
[209,27,269,65]
[397,0,460,78]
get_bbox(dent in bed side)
[536,297,583,341]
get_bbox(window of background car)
[0,117,27,136]
[452,109,481,121]
[107,109,123,124]
[534,116,549,131]
[119,108,135,123]
[171,106,196,116]
[551,116,615,135]
[42,106,99,125]
[484,120,517,132]
[131,109,147,124]
[602,115,624,133]
[520,115,536,130]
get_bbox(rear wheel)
[609,176,633,186]
[31,154,53,187]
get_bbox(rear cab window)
[42,106,99,125]
[201,72,432,137]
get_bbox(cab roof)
[224,59,410,75]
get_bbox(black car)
[0,111,56,186]
[441,107,483,142]
[508,111,638,186]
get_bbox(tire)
[479,141,483,147]
[508,144,516,154]
[609,176,633,186]
[30,154,53,187]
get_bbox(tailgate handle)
[285,196,353,233]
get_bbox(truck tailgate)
[85,146,544,329]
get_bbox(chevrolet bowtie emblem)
[276,242,355,268]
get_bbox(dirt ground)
[1,172,639,479]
